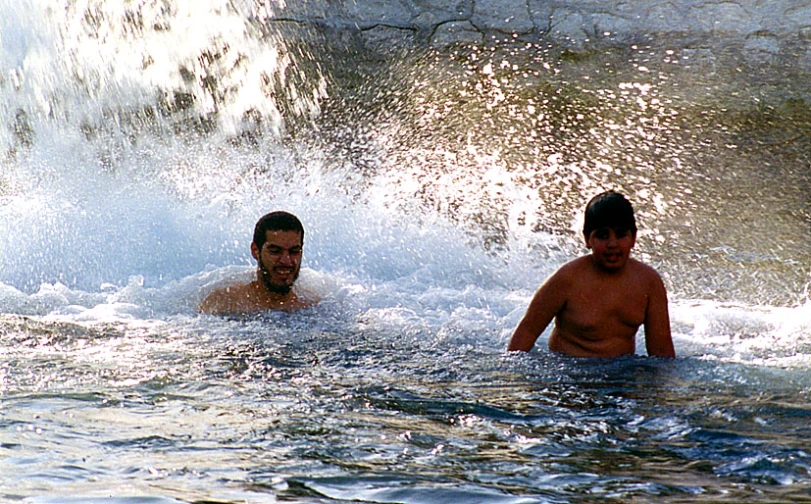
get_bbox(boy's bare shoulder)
[627,258,666,286]
[627,257,661,275]
[555,256,594,278]
[538,256,592,296]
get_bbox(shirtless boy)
[199,211,318,315]
[507,191,675,358]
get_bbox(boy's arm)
[643,274,675,358]
[507,274,566,352]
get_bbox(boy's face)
[585,227,636,272]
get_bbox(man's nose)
[278,251,294,264]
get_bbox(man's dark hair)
[583,191,637,237]
[253,211,305,248]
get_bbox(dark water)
[3,310,811,503]
[1,1,810,503]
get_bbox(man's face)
[252,230,303,295]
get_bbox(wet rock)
[470,0,535,34]
[339,0,415,28]
[645,3,693,34]
[776,2,811,34]
[744,32,781,64]
[798,48,811,72]
[412,10,458,31]
[272,0,811,50]
[412,0,473,18]
[363,25,419,54]
[682,47,718,74]
[592,13,638,43]
[691,3,758,35]
[430,20,483,48]
[549,9,590,50]
[273,0,332,20]
[527,0,552,33]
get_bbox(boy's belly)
[548,324,637,358]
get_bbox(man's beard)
[258,258,298,295]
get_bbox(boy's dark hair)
[583,191,637,237]
[253,211,305,248]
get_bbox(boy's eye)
[594,228,631,239]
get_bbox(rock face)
[268,0,811,108]
[271,0,811,50]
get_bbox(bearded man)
[199,211,317,314]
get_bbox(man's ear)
[583,232,591,249]
[250,242,260,261]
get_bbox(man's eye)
[266,247,302,255]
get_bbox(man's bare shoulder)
[198,283,250,315]
[199,282,320,315]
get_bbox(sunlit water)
[2,1,810,503]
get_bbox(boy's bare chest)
[563,282,648,332]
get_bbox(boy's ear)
[583,232,591,249]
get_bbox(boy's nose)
[607,232,618,246]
